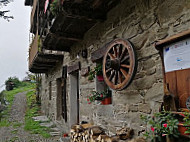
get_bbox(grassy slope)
[24,90,51,138]
[0,83,35,127]
[0,83,51,138]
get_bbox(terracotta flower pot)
[101,97,112,105]
[178,123,190,135]
[97,75,104,81]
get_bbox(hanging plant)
[87,90,112,104]
[50,0,62,17]
[88,64,103,81]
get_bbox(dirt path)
[0,92,59,142]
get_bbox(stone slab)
[40,122,54,128]
[32,116,49,122]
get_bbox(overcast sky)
[0,1,31,91]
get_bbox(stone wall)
[40,0,190,137]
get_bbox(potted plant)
[100,89,112,105]
[88,64,103,81]
[180,112,190,135]
[141,111,180,142]
[87,90,112,105]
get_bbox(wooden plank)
[29,68,48,73]
[176,69,190,108]
[42,49,65,55]
[68,62,81,74]
[32,63,55,68]
[91,42,111,62]
[155,29,190,49]
[165,71,177,97]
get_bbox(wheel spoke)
[113,45,118,58]
[114,70,118,85]
[119,48,126,60]
[121,55,129,63]
[106,68,112,73]
[121,64,130,68]
[118,44,122,58]
[120,68,129,79]
[108,53,116,60]
[118,71,122,84]
[109,70,115,81]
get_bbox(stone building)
[25,0,190,139]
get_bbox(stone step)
[40,121,54,128]
[50,127,60,132]
[50,131,61,136]
[59,137,70,142]
[32,116,49,122]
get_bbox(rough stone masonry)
[40,0,190,137]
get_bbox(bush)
[5,76,28,91]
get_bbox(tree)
[5,76,21,91]
[0,0,13,21]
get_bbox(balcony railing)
[30,0,38,31]
[29,32,39,68]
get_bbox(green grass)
[0,82,35,127]
[4,82,35,105]
[0,82,51,138]
[13,122,22,128]
[24,90,51,138]
[9,136,19,142]
[0,119,11,127]
[11,129,18,134]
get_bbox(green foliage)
[141,111,180,141]
[182,112,190,134]
[88,64,103,81]
[0,0,13,21]
[87,90,111,104]
[0,119,10,127]
[9,136,19,142]
[4,82,35,106]
[11,129,18,134]
[50,0,62,17]
[24,90,51,138]
[0,83,35,126]
[13,122,22,128]
[5,76,30,91]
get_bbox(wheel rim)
[103,39,137,90]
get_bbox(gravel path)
[0,92,60,142]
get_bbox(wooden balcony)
[30,0,38,34]
[29,32,64,73]
[40,0,121,52]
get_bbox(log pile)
[70,123,135,142]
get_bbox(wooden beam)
[91,42,111,62]
[47,32,82,42]
[68,62,81,74]
[33,62,56,67]
[55,32,83,40]
[42,49,65,55]
[36,56,60,62]
[29,68,48,73]
[155,29,190,49]
[39,54,63,60]
[62,2,107,20]
[32,65,50,70]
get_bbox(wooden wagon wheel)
[103,39,137,90]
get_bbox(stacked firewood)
[70,123,134,142]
